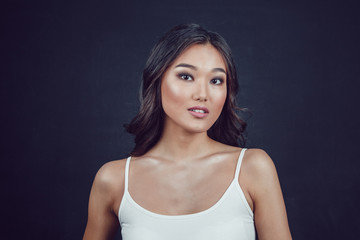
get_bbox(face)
[161,43,227,134]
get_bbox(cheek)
[213,89,227,111]
[161,80,187,109]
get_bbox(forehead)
[171,43,226,71]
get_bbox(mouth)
[188,106,209,118]
[189,109,207,113]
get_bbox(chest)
[127,157,237,215]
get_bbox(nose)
[192,80,208,102]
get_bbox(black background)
[1,0,359,239]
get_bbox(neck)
[147,121,216,161]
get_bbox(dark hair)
[126,23,246,156]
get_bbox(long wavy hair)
[125,23,246,156]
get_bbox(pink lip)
[188,106,209,118]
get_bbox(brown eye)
[179,73,193,81]
[210,78,224,85]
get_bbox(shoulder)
[95,158,127,182]
[241,149,292,238]
[84,159,128,238]
[91,158,128,203]
[211,144,274,172]
[241,148,280,197]
[242,148,276,176]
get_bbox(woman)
[83,23,292,240]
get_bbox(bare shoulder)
[242,149,292,239]
[92,158,127,198]
[241,148,282,200]
[242,148,277,177]
[84,158,127,239]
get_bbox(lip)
[188,106,209,118]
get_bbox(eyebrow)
[175,63,226,74]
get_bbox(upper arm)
[83,160,125,240]
[242,149,292,240]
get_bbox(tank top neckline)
[120,148,248,219]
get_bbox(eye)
[178,73,193,81]
[210,78,224,85]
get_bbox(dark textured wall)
[1,0,359,239]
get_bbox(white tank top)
[118,148,255,240]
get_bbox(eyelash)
[178,73,193,81]
[211,78,224,85]
[177,73,224,85]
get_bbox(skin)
[83,44,292,240]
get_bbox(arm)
[83,161,125,240]
[241,149,292,240]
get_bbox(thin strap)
[234,148,247,179]
[124,156,131,192]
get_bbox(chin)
[184,124,212,134]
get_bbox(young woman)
[83,23,292,240]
